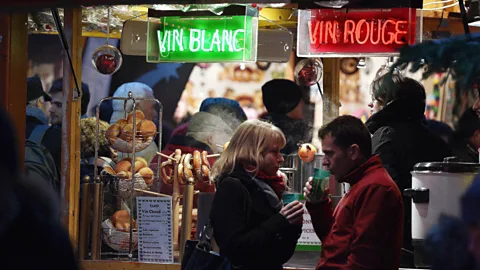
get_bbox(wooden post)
[322,58,341,125]
[0,12,28,162]
[172,149,182,254]
[61,8,83,250]
[179,180,195,260]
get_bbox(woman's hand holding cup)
[280,201,304,225]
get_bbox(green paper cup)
[282,193,302,205]
[308,168,330,202]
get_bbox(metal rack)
[78,91,164,260]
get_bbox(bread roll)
[115,159,132,173]
[117,171,133,179]
[112,210,131,230]
[139,167,154,187]
[103,166,116,175]
[127,110,145,124]
[106,124,121,143]
[120,123,134,142]
[135,157,148,167]
[133,157,148,173]
[133,161,146,173]
[116,171,128,178]
[116,119,128,129]
[137,120,156,138]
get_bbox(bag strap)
[29,125,50,145]
[198,219,214,245]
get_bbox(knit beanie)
[261,79,302,115]
[200,97,247,122]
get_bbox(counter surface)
[81,260,428,270]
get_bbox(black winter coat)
[450,138,478,163]
[26,115,62,183]
[210,167,301,270]
[366,98,452,267]
[0,174,79,269]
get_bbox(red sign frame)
[297,8,417,57]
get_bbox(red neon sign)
[297,8,417,56]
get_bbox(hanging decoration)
[92,7,123,75]
[385,32,480,90]
[294,58,323,87]
[340,58,359,75]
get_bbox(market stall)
[1,1,478,270]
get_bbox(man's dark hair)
[318,115,372,158]
[50,78,90,115]
[371,74,426,106]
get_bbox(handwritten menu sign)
[297,198,322,251]
[136,197,173,263]
[299,205,321,246]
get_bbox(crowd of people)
[2,72,480,269]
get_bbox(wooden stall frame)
[0,13,28,162]
[61,7,83,248]
[322,58,341,125]
[3,3,469,270]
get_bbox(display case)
[79,91,167,261]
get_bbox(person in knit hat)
[461,176,480,266]
[170,97,247,137]
[261,79,312,155]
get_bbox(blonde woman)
[210,119,303,270]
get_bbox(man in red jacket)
[304,115,403,270]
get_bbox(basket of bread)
[106,110,157,153]
[102,210,138,252]
[100,157,154,199]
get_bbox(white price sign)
[136,197,174,263]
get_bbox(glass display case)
[79,91,165,261]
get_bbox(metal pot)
[405,161,480,268]
[406,162,480,240]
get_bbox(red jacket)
[150,134,216,207]
[307,155,403,270]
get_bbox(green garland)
[385,33,480,89]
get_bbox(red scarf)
[253,170,286,200]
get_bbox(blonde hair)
[211,119,285,179]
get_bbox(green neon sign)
[147,15,257,63]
